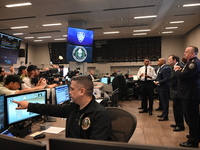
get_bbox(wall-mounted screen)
[0,32,21,64]
[66,44,92,62]
[5,90,47,125]
[67,27,94,47]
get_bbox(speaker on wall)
[19,49,25,57]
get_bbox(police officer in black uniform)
[13,76,111,140]
[174,46,200,148]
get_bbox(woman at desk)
[13,76,111,141]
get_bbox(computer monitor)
[49,137,184,150]
[100,77,108,84]
[0,134,46,150]
[0,95,6,132]
[110,77,115,83]
[55,85,70,105]
[5,90,47,125]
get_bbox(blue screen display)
[6,90,46,125]
[67,27,94,47]
[100,78,108,84]
[55,85,70,104]
[67,44,92,62]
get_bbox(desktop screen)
[100,77,108,84]
[110,77,115,83]
[55,85,70,105]
[5,90,47,125]
[0,95,5,132]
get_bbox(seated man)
[13,76,111,140]
[0,74,47,96]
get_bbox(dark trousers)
[140,81,154,111]
[172,98,184,127]
[158,90,169,118]
[182,100,199,145]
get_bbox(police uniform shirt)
[137,65,157,81]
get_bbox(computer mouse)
[34,133,46,139]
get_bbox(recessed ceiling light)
[170,21,184,24]
[133,29,151,32]
[11,26,28,29]
[34,40,43,42]
[13,33,23,35]
[54,38,66,41]
[162,31,173,34]
[183,3,200,7]
[42,23,62,26]
[165,27,178,29]
[133,33,147,35]
[63,35,68,37]
[37,36,51,39]
[134,15,157,19]
[103,31,120,34]
[5,2,32,8]
[25,37,34,39]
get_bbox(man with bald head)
[174,46,200,148]
[154,58,171,121]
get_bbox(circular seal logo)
[72,46,87,62]
[81,117,91,130]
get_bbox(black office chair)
[110,88,119,107]
[100,92,110,107]
[105,107,137,142]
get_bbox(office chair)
[100,92,110,107]
[105,107,137,142]
[109,88,119,107]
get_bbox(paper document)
[41,127,65,134]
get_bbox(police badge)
[77,32,85,43]
[189,63,195,69]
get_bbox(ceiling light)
[42,23,62,26]
[13,33,23,35]
[34,40,43,42]
[133,33,147,35]
[5,2,32,8]
[165,27,178,29]
[24,37,34,39]
[11,26,28,29]
[37,36,52,39]
[103,31,119,34]
[134,15,157,19]
[183,3,200,7]
[133,29,151,32]
[162,31,173,34]
[63,35,68,37]
[54,38,66,41]
[170,21,184,24]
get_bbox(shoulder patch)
[188,63,196,69]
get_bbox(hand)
[174,66,181,71]
[154,81,159,85]
[140,73,144,77]
[37,78,47,87]
[12,100,29,109]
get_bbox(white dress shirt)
[137,65,157,81]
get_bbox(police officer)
[174,46,200,148]
[13,75,111,140]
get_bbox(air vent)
[30,30,60,34]
[87,27,102,30]
[174,13,195,16]
[103,5,155,11]
[46,11,91,17]
[110,24,148,28]
[0,16,36,21]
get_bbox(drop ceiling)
[0,0,200,44]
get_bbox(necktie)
[145,66,147,81]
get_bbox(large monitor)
[0,95,6,132]
[0,32,21,64]
[0,134,46,150]
[5,90,47,125]
[100,77,108,84]
[55,85,70,105]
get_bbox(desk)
[24,118,66,150]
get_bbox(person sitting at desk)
[13,75,111,141]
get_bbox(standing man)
[13,76,111,140]
[88,70,95,81]
[111,70,118,77]
[137,59,157,115]
[174,46,200,148]
[168,55,185,131]
[154,58,171,121]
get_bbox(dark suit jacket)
[169,62,183,99]
[156,65,171,92]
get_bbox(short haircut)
[189,46,198,55]
[169,54,180,62]
[71,75,93,96]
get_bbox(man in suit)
[154,58,171,121]
[137,58,157,115]
[174,46,200,148]
[88,70,95,81]
[168,55,185,131]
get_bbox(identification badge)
[81,117,91,130]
